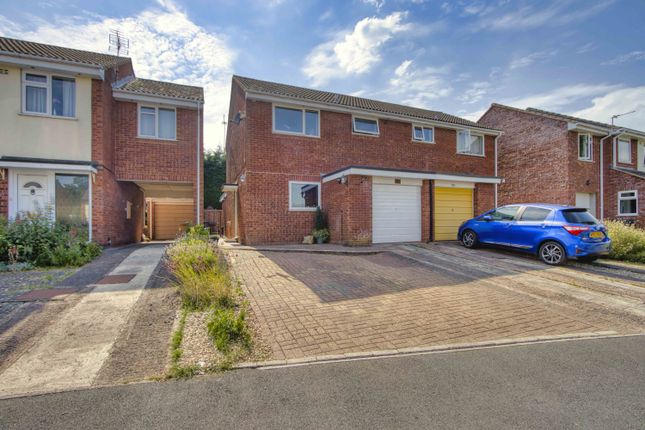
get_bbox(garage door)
[372,184,421,243]
[153,202,194,240]
[434,187,473,241]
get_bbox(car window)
[562,209,598,225]
[489,206,520,221]
[519,207,552,222]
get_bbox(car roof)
[502,203,577,210]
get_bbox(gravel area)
[0,268,77,302]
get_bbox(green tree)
[204,148,226,209]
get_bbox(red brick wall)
[604,169,645,226]
[225,80,249,184]
[0,169,8,218]
[421,180,431,242]
[565,131,601,215]
[474,183,495,216]
[322,175,373,245]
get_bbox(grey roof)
[233,75,498,132]
[116,78,204,102]
[523,106,644,136]
[0,36,130,68]
[613,166,645,180]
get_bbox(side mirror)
[482,215,493,222]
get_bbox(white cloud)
[458,81,490,104]
[302,11,410,86]
[502,84,621,112]
[572,87,645,130]
[361,0,385,10]
[0,0,235,149]
[509,50,557,70]
[383,59,452,108]
[602,51,645,66]
[576,42,595,54]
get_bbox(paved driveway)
[228,243,645,360]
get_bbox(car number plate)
[590,231,604,239]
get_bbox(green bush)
[0,212,102,267]
[206,307,250,352]
[184,224,210,241]
[605,220,645,263]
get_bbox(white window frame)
[578,133,593,161]
[272,104,320,138]
[617,138,631,164]
[21,70,76,118]
[618,190,638,216]
[456,130,485,157]
[288,181,321,212]
[412,125,435,143]
[352,116,380,136]
[137,105,177,140]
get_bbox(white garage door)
[372,184,421,243]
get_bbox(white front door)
[372,183,421,243]
[17,174,49,215]
[575,192,596,217]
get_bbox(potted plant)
[312,228,329,244]
[312,207,329,244]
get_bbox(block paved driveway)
[228,243,645,360]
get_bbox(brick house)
[479,104,645,226]
[221,76,502,245]
[0,37,204,244]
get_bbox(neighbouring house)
[478,104,645,227]
[220,76,502,245]
[0,37,204,244]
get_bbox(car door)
[477,206,521,245]
[507,206,553,250]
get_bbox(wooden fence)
[204,208,223,234]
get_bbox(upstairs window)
[273,106,319,137]
[138,106,176,140]
[22,72,76,117]
[352,117,379,135]
[617,139,631,164]
[618,190,637,216]
[413,125,434,143]
[578,133,592,161]
[457,130,484,156]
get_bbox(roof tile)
[116,78,204,102]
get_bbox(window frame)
[288,181,321,212]
[618,190,638,216]
[137,104,177,141]
[412,125,435,143]
[617,138,632,164]
[21,70,77,118]
[272,104,320,138]
[352,116,380,136]
[456,129,485,157]
[578,133,593,161]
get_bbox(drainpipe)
[494,134,500,207]
[196,101,201,225]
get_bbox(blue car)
[457,204,611,265]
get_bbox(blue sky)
[1,0,644,149]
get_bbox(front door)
[17,174,49,215]
[575,193,596,217]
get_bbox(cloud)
[601,51,645,66]
[0,0,235,149]
[571,87,645,130]
[509,50,557,70]
[361,0,386,10]
[502,83,622,112]
[382,59,452,108]
[576,42,595,54]
[302,11,410,86]
[458,81,490,104]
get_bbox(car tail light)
[563,225,590,236]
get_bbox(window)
[519,207,552,222]
[488,206,520,221]
[138,106,176,140]
[578,134,592,161]
[562,209,599,225]
[457,130,484,156]
[55,174,89,225]
[289,181,320,211]
[352,117,379,135]
[412,125,434,143]
[273,106,319,137]
[22,72,76,117]
[618,191,638,216]
[617,139,631,164]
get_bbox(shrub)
[314,207,327,230]
[184,224,210,242]
[207,307,250,352]
[605,220,645,263]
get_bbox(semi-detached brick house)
[0,37,204,245]
[479,104,645,226]
[221,76,502,245]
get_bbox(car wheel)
[539,241,567,265]
[461,229,479,249]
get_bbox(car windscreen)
[562,209,598,225]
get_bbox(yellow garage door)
[153,202,194,240]
[434,187,473,241]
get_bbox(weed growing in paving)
[207,306,251,352]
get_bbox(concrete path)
[0,245,166,398]
[1,336,643,429]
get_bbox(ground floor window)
[54,174,90,225]
[618,190,637,216]
[289,181,320,211]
